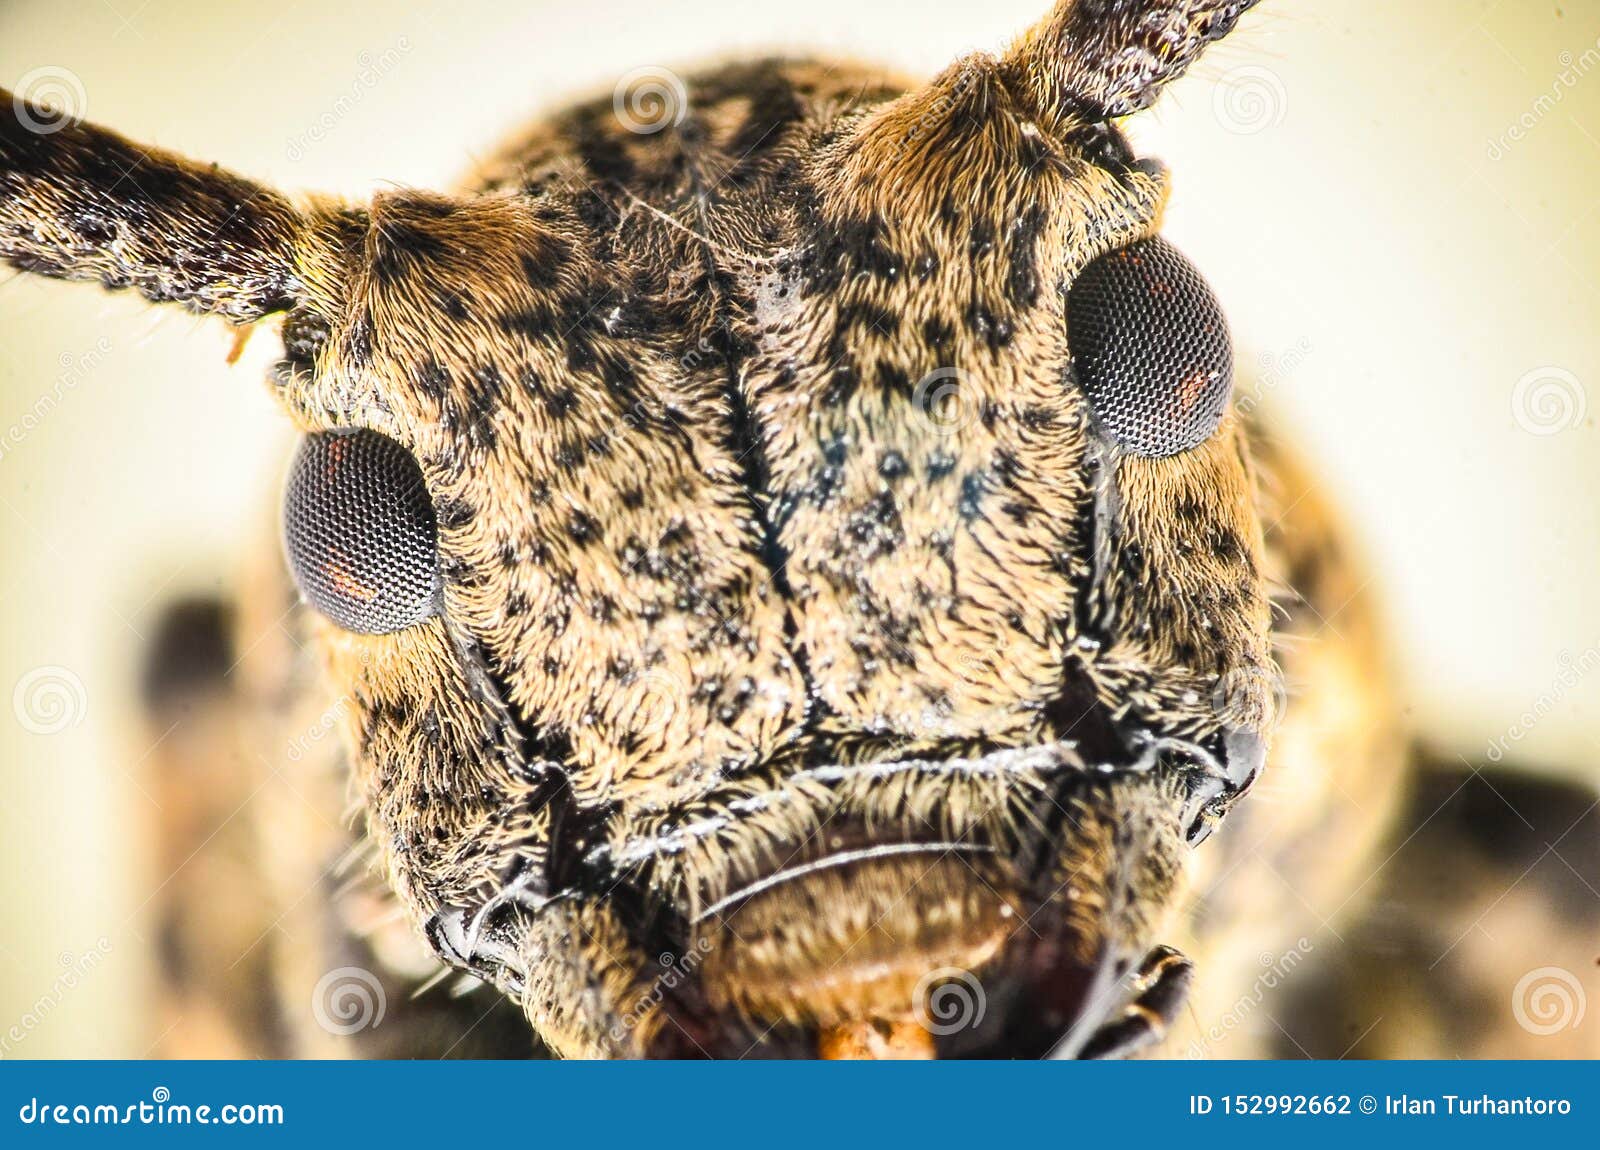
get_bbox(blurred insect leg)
[139,597,286,1057]
[228,536,543,1059]
[1170,425,1408,1058]
[1078,946,1195,1059]
[140,551,541,1058]
[1276,755,1600,1059]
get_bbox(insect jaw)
[412,722,1254,1058]
[655,759,1203,1059]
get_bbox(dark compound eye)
[1066,235,1233,458]
[283,429,440,635]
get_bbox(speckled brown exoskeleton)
[4,0,1597,1059]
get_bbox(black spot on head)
[807,463,844,508]
[371,220,450,283]
[437,288,470,321]
[967,303,1013,352]
[842,491,905,556]
[562,324,601,376]
[822,361,858,408]
[969,220,995,261]
[465,364,506,424]
[839,300,901,338]
[1019,404,1058,430]
[958,472,988,520]
[554,441,584,470]
[598,351,638,397]
[1005,204,1046,306]
[568,509,600,544]
[543,384,579,419]
[521,234,572,292]
[441,553,481,588]
[801,208,901,295]
[414,358,450,400]
[876,360,911,394]
[573,112,637,186]
[1210,531,1244,565]
[573,187,622,263]
[441,390,498,454]
[435,497,475,531]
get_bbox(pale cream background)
[0,0,1595,1056]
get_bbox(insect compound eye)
[282,428,440,635]
[1066,235,1233,458]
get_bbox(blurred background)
[0,0,1594,1057]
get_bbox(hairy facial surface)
[1,1,1278,1058]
